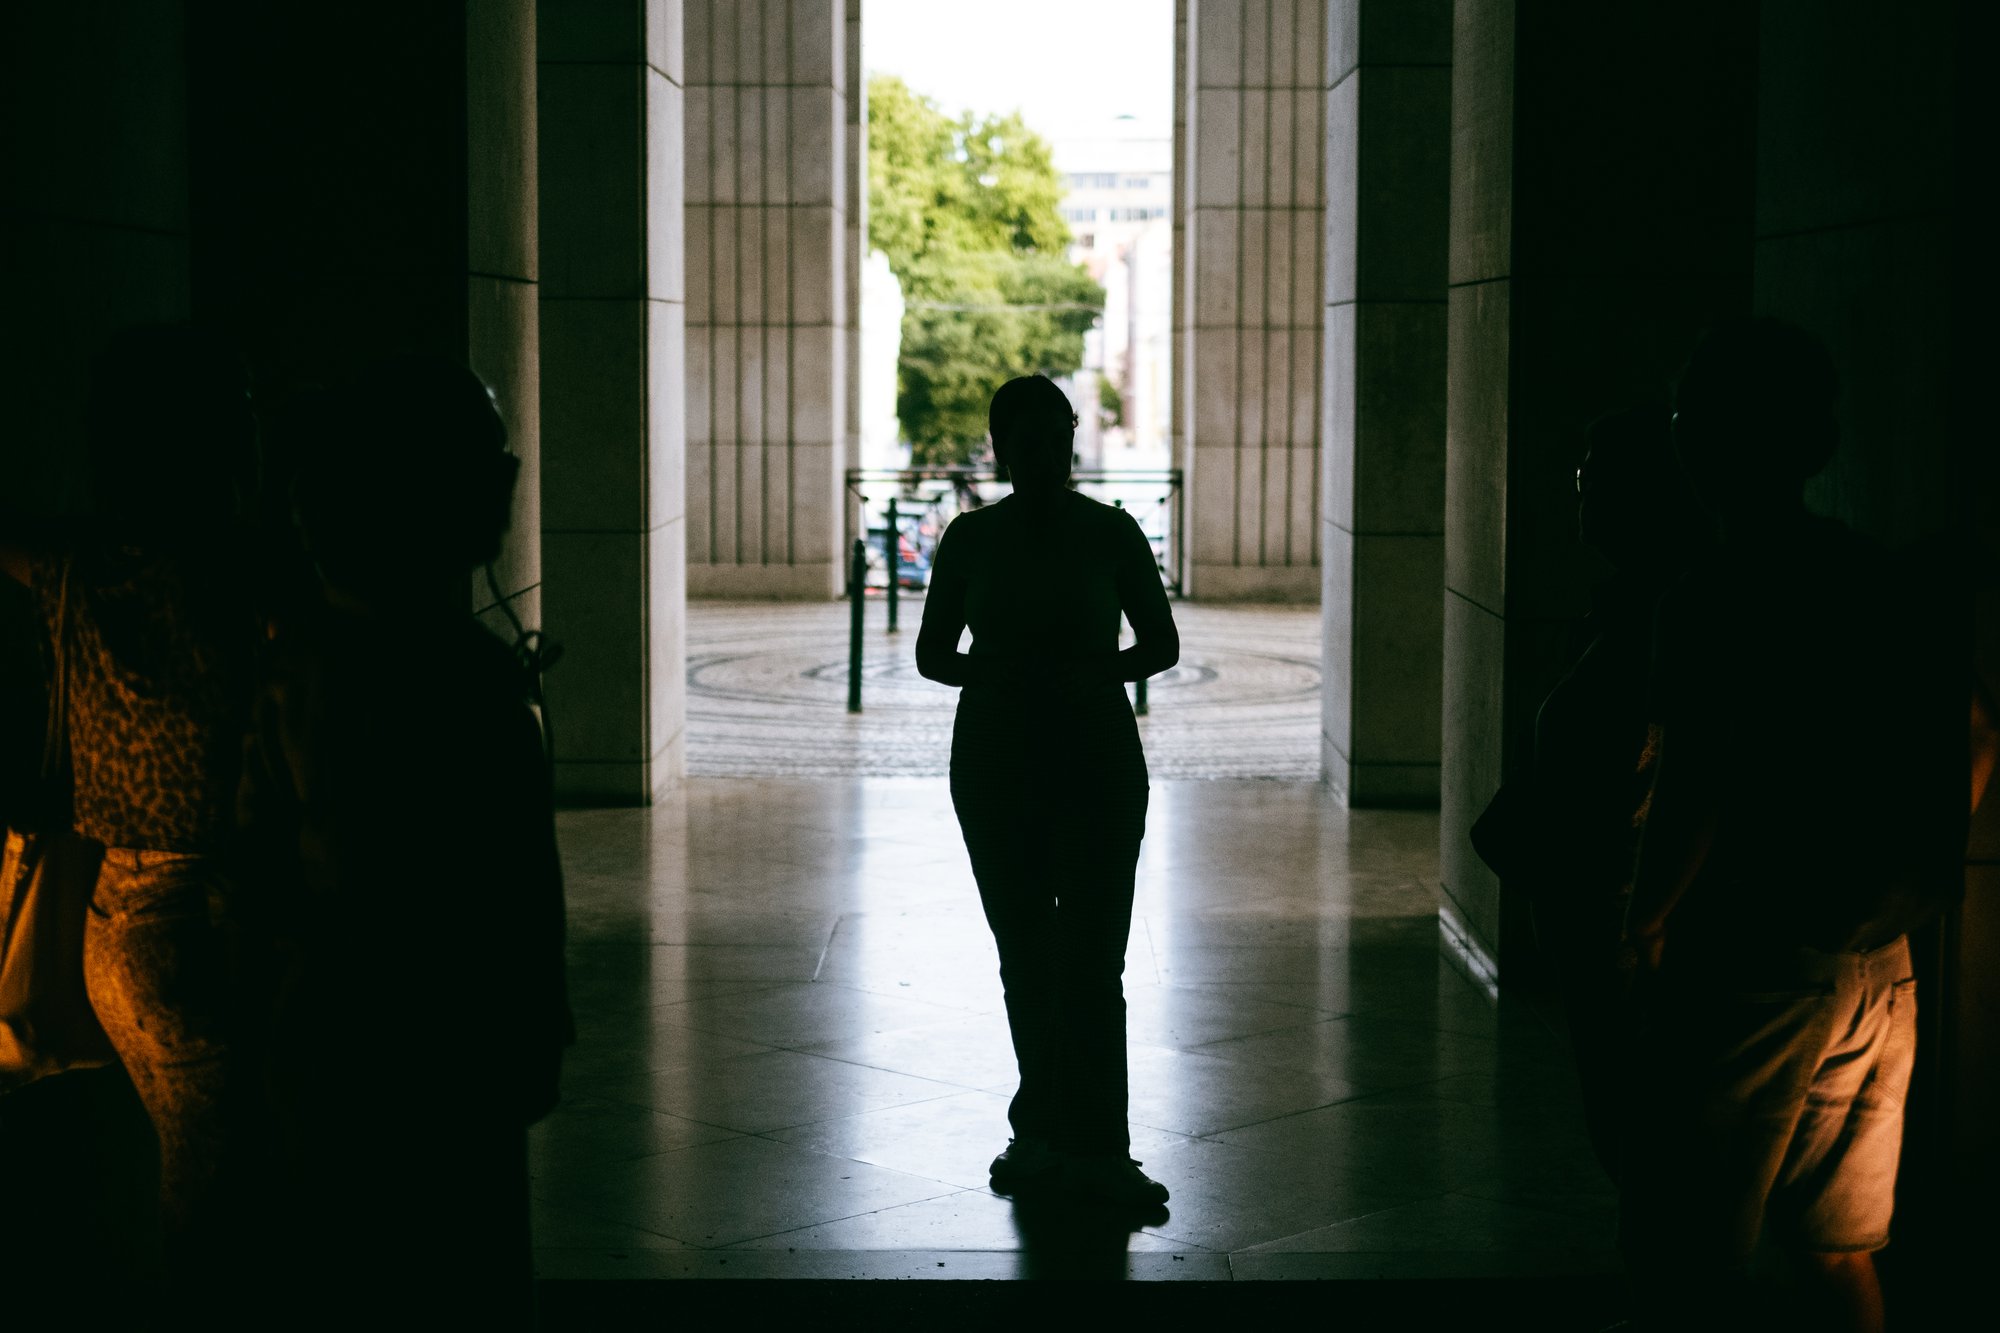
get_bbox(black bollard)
[885,496,900,634]
[848,537,866,713]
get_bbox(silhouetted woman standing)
[0,327,258,1291]
[239,357,571,1329]
[916,375,1178,1210]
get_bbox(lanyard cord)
[481,563,562,788]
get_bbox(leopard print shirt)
[32,548,255,852]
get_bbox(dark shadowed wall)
[1440,0,1758,981]
[1,3,194,513]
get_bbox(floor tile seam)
[1427,1187,1621,1227]
[542,1134,973,1230]
[537,1093,763,1130]
[644,973,975,1017]
[753,1043,1000,1090]
[1151,1030,1360,1066]
[529,1136,751,1174]
[566,936,839,949]
[1162,1013,1362,1055]
[714,1244,1216,1259]
[1226,1193,1474,1254]
[540,1096,755,1142]
[572,984,796,1016]
[707,1188,1000,1251]
[1179,1044,1515,1081]
[567,940,828,955]
[693,1155,980,1244]
[1332,1004,1528,1036]
[1446,1183,1621,1224]
[1125,1036,1326,1064]
[1221,1248,1624,1274]
[787,977,998,1017]
[1125,1109,1304,1145]
[1135,917,1164,986]
[571,1040,978,1095]
[1136,1233,1225,1256]
[737,1083,991,1138]
[529,1195,696,1249]
[1182,994,1359,1020]
[1177,1088,1393,1140]
[633,982,796,1013]
[1140,1222,1264,1256]
[797,969,995,1003]
[809,915,844,980]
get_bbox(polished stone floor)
[686,598,1321,778]
[533,777,1619,1284]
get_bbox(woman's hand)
[1618,922,1666,976]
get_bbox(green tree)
[867,75,1104,464]
[1098,373,1125,430]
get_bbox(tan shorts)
[1620,934,1916,1263]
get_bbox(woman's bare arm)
[1110,509,1178,683]
[914,517,1017,690]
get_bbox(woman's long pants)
[950,687,1148,1158]
[84,847,230,1270]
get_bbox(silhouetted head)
[295,356,518,599]
[1673,317,1838,521]
[1576,406,1707,573]
[988,375,1077,499]
[86,324,255,537]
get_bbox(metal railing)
[844,466,1183,594]
[844,466,1183,714]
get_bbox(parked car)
[864,526,930,590]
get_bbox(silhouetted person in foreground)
[916,375,1178,1212]
[1472,406,1709,1180]
[1619,318,1989,1332]
[1,325,260,1295]
[237,357,571,1328]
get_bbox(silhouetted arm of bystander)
[1624,589,1720,972]
[1973,678,1999,815]
[1625,728,1719,972]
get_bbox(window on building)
[1068,172,1117,190]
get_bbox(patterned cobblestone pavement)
[687,597,1321,779]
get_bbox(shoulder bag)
[0,559,114,1092]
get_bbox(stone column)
[1319,0,1450,807]
[684,0,848,599]
[184,0,542,626]
[538,0,688,805]
[1170,0,1190,577]
[1180,0,1326,603]
[1440,0,1755,980]
[842,0,866,547]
